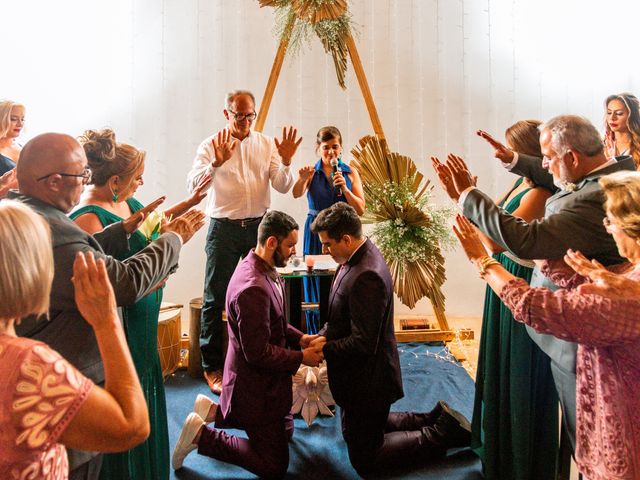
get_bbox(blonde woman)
[0,201,149,479]
[0,100,25,193]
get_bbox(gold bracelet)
[474,256,501,277]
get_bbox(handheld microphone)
[330,159,342,196]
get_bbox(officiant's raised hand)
[274,126,303,166]
[211,128,239,168]
[477,129,515,163]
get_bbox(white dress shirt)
[187,130,294,219]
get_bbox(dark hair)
[257,211,298,246]
[310,203,362,241]
[316,126,342,146]
[604,93,640,167]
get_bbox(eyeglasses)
[37,168,92,184]
[227,109,257,122]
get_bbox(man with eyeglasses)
[187,89,301,395]
[8,132,206,480]
[433,115,636,472]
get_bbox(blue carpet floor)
[166,343,482,479]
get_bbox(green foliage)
[367,178,454,264]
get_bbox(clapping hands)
[431,154,476,201]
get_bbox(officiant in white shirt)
[186,89,302,395]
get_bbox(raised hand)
[188,171,212,205]
[162,208,206,244]
[122,196,166,234]
[576,269,640,299]
[212,128,239,168]
[274,126,303,166]
[477,129,515,163]
[604,131,617,159]
[297,165,315,182]
[453,214,488,262]
[431,156,459,200]
[446,153,476,194]
[0,168,17,198]
[72,252,119,330]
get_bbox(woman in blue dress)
[292,126,365,333]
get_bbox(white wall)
[3,0,639,318]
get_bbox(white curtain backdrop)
[3,0,639,317]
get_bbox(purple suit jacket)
[217,250,304,428]
[321,239,403,410]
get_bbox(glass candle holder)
[305,256,315,273]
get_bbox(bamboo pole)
[255,16,296,133]
[345,33,385,141]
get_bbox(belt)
[216,216,263,227]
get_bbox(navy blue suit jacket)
[321,239,403,410]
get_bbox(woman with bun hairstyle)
[71,128,210,480]
[604,92,640,167]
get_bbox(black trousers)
[340,404,444,477]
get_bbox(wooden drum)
[157,303,182,378]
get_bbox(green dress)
[471,179,559,479]
[70,198,170,480]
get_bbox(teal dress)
[471,179,559,479]
[70,198,169,480]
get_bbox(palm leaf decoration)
[351,136,453,318]
[258,0,352,89]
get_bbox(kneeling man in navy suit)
[173,211,323,478]
[311,203,471,477]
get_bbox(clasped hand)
[301,334,326,367]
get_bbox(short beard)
[273,247,288,268]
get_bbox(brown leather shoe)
[204,369,223,395]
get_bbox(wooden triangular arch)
[253,2,471,346]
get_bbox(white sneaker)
[172,412,204,470]
[193,394,217,423]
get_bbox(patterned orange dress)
[0,335,93,479]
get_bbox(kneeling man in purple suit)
[173,211,324,478]
[310,203,472,477]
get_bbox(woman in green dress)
[470,120,558,479]
[71,128,210,480]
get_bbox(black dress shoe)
[422,402,471,449]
